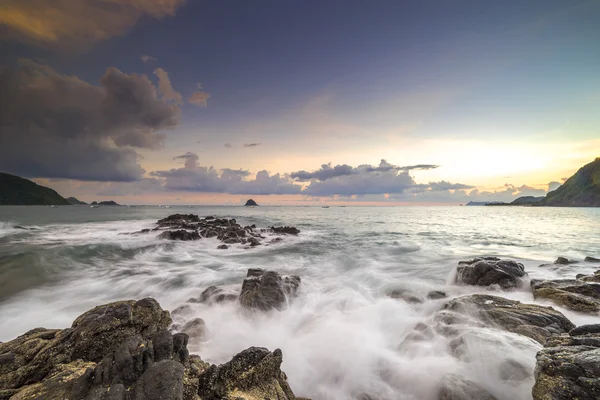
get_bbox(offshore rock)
[455,257,527,289]
[532,325,600,399]
[531,279,600,314]
[443,294,575,344]
[197,347,296,400]
[239,269,301,311]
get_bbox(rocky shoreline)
[1,230,599,400]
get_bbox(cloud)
[153,68,183,105]
[548,181,562,191]
[0,59,181,181]
[188,83,210,107]
[151,153,301,195]
[141,55,157,63]
[291,159,439,182]
[243,143,262,148]
[0,0,186,48]
[224,143,233,148]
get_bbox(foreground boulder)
[531,278,600,314]
[239,269,301,311]
[0,298,300,400]
[455,257,527,289]
[198,347,296,400]
[442,294,575,344]
[532,324,600,399]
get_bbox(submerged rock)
[271,226,300,235]
[455,257,527,289]
[532,325,600,400]
[239,269,301,311]
[159,230,200,241]
[197,347,296,400]
[555,256,577,265]
[437,373,498,400]
[585,256,600,263]
[443,294,575,344]
[531,279,600,314]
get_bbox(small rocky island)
[126,214,300,249]
[244,199,258,207]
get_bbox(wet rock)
[159,230,201,241]
[197,347,296,400]
[555,256,576,265]
[585,256,600,263]
[443,294,575,344]
[531,279,600,314]
[389,289,423,304]
[427,290,447,300]
[532,328,600,400]
[181,318,205,341]
[498,359,532,381]
[247,237,261,246]
[217,244,228,250]
[437,373,498,400]
[455,258,527,289]
[134,360,184,400]
[578,269,600,283]
[239,270,301,311]
[570,324,600,336]
[271,226,300,235]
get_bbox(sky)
[1,0,599,205]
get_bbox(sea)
[1,205,599,400]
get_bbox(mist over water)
[1,205,599,400]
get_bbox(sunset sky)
[1,0,599,205]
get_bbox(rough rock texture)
[532,325,600,400]
[239,269,301,311]
[188,285,237,305]
[577,269,600,283]
[0,298,300,400]
[455,257,527,289]
[437,374,498,400]
[131,214,300,249]
[197,347,296,400]
[531,278,600,314]
[443,294,575,344]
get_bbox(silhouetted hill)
[66,197,87,205]
[537,158,600,207]
[510,196,544,205]
[0,173,70,205]
[244,199,259,206]
[91,200,120,206]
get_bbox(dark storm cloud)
[291,160,439,182]
[0,59,181,181]
[243,143,262,148]
[152,153,301,195]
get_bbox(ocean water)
[1,205,599,399]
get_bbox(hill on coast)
[537,158,600,207]
[0,172,70,205]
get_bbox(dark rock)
[389,289,423,304]
[197,347,296,400]
[244,199,259,206]
[585,256,600,263]
[152,330,174,362]
[158,230,200,241]
[455,258,527,289]
[570,324,600,336]
[555,256,576,265]
[271,226,300,235]
[217,244,228,249]
[531,279,600,314]
[239,270,301,311]
[133,360,184,400]
[532,329,600,399]
[437,373,498,400]
[181,318,205,341]
[427,290,447,300]
[443,294,575,344]
[247,237,261,246]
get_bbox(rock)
[427,290,447,300]
[134,360,184,400]
[585,256,600,263]
[389,289,423,304]
[555,256,576,265]
[244,199,259,206]
[531,279,600,314]
[443,294,575,343]
[197,347,296,400]
[455,258,527,289]
[239,270,301,311]
[159,230,201,241]
[191,286,237,305]
[181,318,205,341]
[271,226,300,235]
[570,324,600,336]
[532,328,600,399]
[217,244,228,249]
[247,237,261,246]
[578,269,600,283]
[437,373,498,400]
